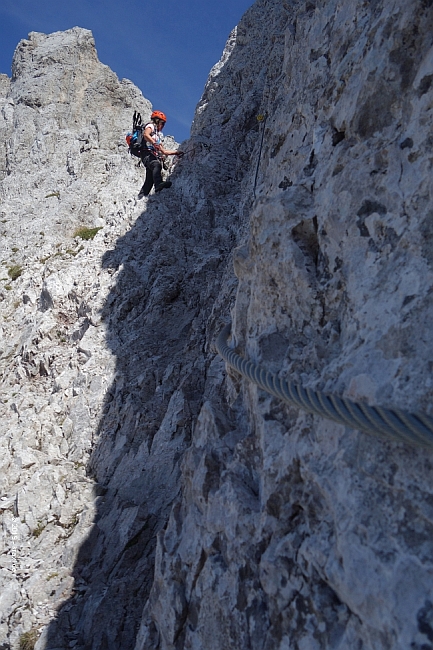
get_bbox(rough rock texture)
[138,1,433,649]
[0,27,179,649]
[1,1,433,649]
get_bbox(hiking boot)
[155,181,172,192]
[138,188,148,199]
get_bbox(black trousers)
[140,152,163,196]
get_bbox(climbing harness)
[141,122,164,159]
[216,323,433,450]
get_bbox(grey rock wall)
[138,1,433,649]
[1,1,433,649]
[0,27,180,650]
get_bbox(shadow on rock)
[39,175,240,648]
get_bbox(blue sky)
[0,0,253,143]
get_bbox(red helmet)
[151,110,167,123]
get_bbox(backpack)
[126,111,144,157]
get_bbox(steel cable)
[216,323,433,449]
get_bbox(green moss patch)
[19,630,38,650]
[8,265,22,281]
[73,226,103,241]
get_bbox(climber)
[138,110,183,198]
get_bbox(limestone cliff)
[1,1,433,649]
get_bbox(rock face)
[0,27,179,649]
[1,1,433,649]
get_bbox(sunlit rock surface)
[1,1,433,648]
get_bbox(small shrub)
[32,521,45,538]
[73,226,102,241]
[11,247,19,253]
[19,629,38,650]
[8,265,22,281]
[46,572,58,581]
